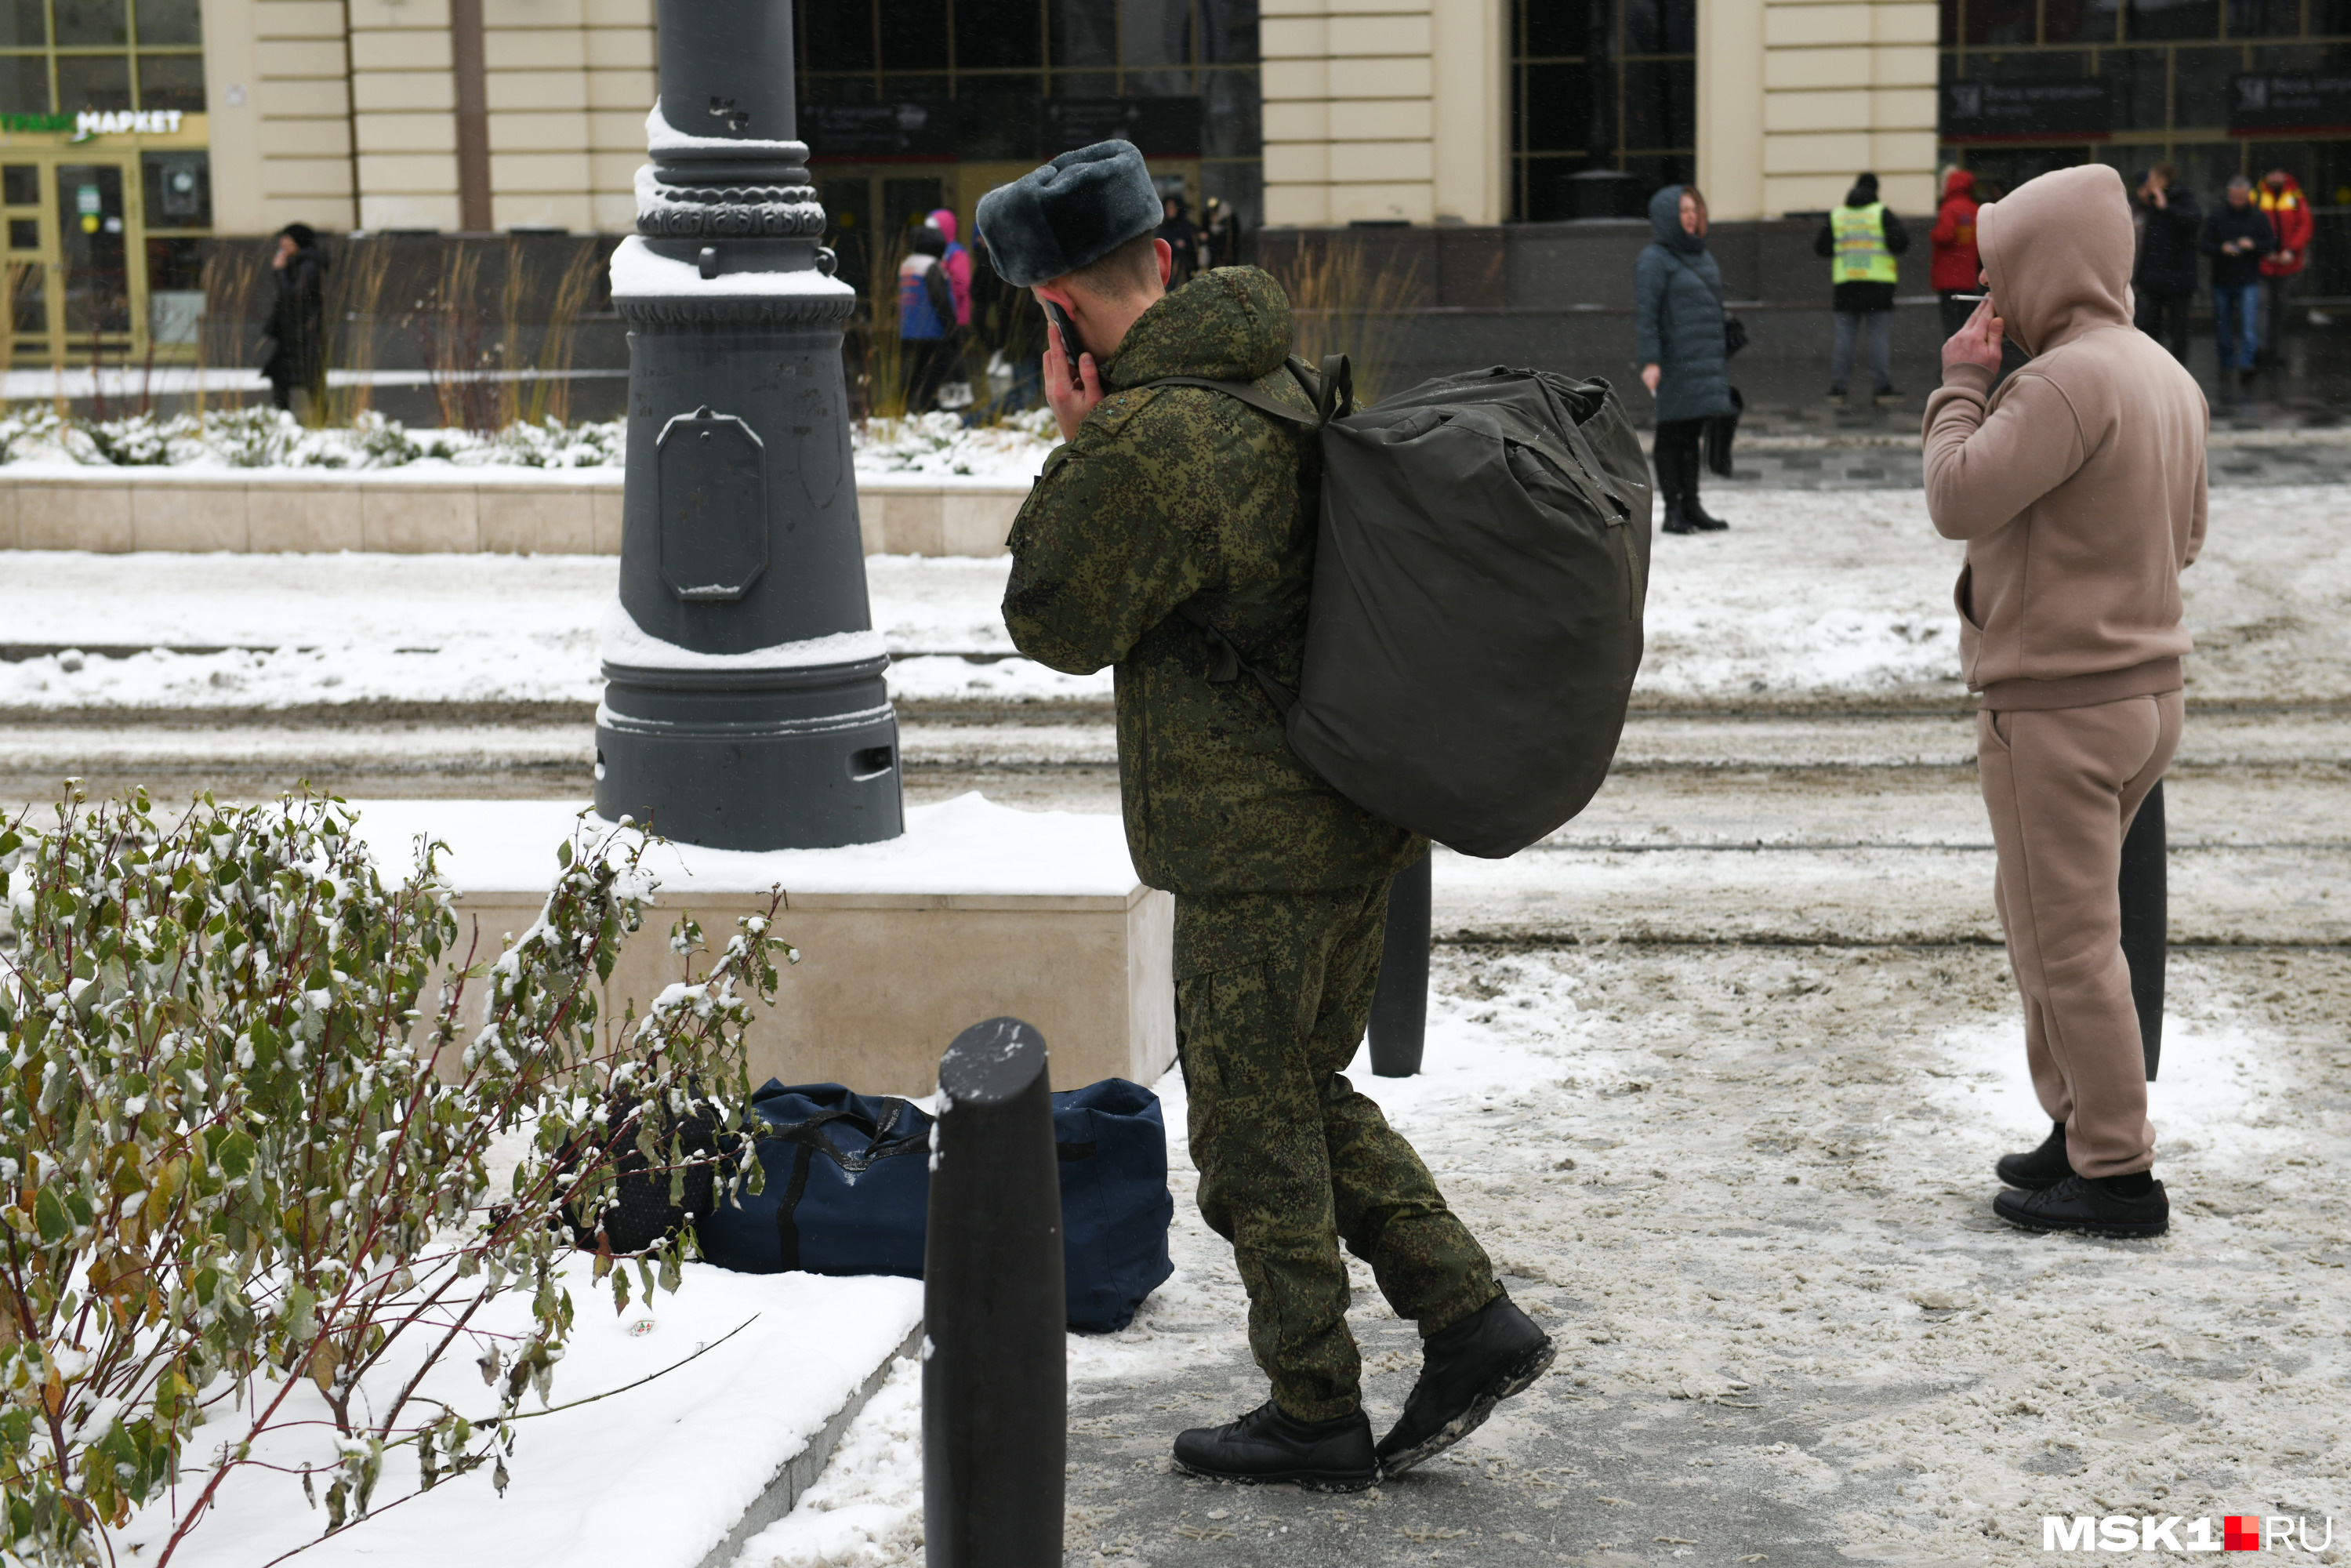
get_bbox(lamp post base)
[593,658,902,851]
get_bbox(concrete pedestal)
[349,793,1173,1096]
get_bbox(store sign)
[1940,80,2111,141]
[1043,98,1201,158]
[2229,73,2351,132]
[0,108,187,136]
[802,103,955,158]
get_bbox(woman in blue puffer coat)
[1634,183,1735,533]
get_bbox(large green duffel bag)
[1152,360,1651,858]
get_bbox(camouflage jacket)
[1002,267,1422,895]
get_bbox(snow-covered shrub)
[0,787,789,1566]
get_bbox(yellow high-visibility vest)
[1831,202,1898,285]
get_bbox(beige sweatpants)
[1975,691,2184,1178]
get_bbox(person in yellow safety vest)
[1812,171,1911,405]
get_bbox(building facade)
[0,0,2339,365]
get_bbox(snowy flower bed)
[0,406,1061,481]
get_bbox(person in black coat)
[260,223,326,415]
[2200,175,2277,386]
[1635,183,1736,533]
[2131,163,2201,365]
[1156,195,1200,288]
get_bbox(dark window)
[2043,0,2120,43]
[136,50,198,109]
[7,216,33,247]
[1622,58,1694,149]
[1965,0,2037,46]
[1121,0,1194,68]
[955,78,1042,157]
[2228,0,2303,34]
[2127,0,2219,41]
[2171,44,2235,124]
[1512,0,1694,218]
[882,0,949,70]
[2,164,33,203]
[2103,46,2171,128]
[2316,0,2351,33]
[1201,66,1258,156]
[141,148,206,227]
[1203,0,1254,62]
[956,1,1040,67]
[1053,0,1118,67]
[133,0,198,45]
[804,1,875,71]
[53,0,125,46]
[1522,60,1589,149]
[0,0,42,48]
[0,53,46,111]
[1525,0,1592,56]
[56,53,129,110]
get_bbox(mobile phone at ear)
[1039,299,1081,384]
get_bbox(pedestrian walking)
[1201,194,1243,270]
[927,206,976,408]
[1931,167,1982,338]
[1923,162,2206,1240]
[978,140,1552,1492]
[896,223,958,412]
[2200,176,2277,390]
[1634,183,1734,534]
[1814,171,1910,404]
[259,223,325,416]
[2255,166,2313,365]
[1156,193,1201,287]
[2129,163,2200,364]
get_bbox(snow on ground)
[0,406,1058,478]
[2,486,2341,711]
[729,946,2347,1566]
[116,1263,922,1568]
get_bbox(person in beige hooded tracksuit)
[1922,162,2206,1240]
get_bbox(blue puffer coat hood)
[1649,185,1706,256]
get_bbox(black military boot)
[1375,1294,1555,1476]
[1172,1402,1380,1492]
[1994,1173,2169,1239]
[1995,1120,2073,1192]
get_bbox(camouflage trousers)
[1174,879,1499,1423]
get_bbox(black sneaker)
[1171,1402,1380,1492]
[1995,1120,2072,1192]
[1994,1174,2169,1239]
[1375,1294,1555,1476]
[1684,501,1729,532]
[1873,386,1905,405]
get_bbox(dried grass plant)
[319,235,394,428]
[1268,238,1424,407]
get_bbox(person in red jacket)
[2257,168,2314,366]
[1931,167,1982,338]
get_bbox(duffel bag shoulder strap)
[1136,354,1351,719]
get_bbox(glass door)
[56,161,133,362]
[2,162,51,368]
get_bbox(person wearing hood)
[981,140,1549,1494]
[897,222,957,411]
[1813,172,1910,403]
[924,208,976,410]
[260,223,326,415]
[2130,163,2201,365]
[1930,168,1982,338]
[1924,163,2207,1240]
[1634,183,1735,533]
[2255,167,2312,365]
[2200,176,2277,390]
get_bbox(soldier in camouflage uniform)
[978,141,1554,1490]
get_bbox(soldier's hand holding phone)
[1039,297,1105,443]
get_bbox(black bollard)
[2119,780,2167,1080]
[1368,851,1431,1077]
[923,1018,1065,1568]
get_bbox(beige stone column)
[1761,0,1939,217]
[1697,0,1767,221]
[349,0,462,231]
[1430,0,1507,224]
[1262,0,1437,225]
[219,0,360,231]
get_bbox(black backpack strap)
[769,1139,815,1272]
[1135,374,1319,426]
[1175,601,1298,718]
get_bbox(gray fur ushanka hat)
[975,140,1162,288]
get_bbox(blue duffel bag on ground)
[696,1076,1176,1332]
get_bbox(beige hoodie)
[1922,162,2208,710]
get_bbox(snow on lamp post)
[594,0,902,851]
